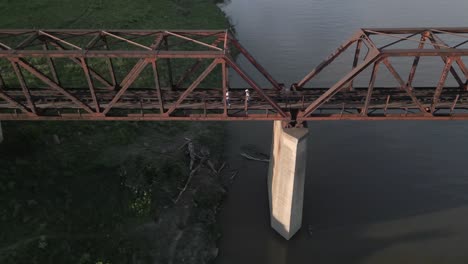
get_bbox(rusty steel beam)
[431,58,454,113]
[38,30,82,50]
[0,28,468,122]
[101,35,118,88]
[102,59,150,115]
[224,56,287,117]
[47,41,113,88]
[0,87,31,114]
[0,113,288,121]
[454,40,468,48]
[295,28,468,122]
[102,31,152,50]
[349,39,363,90]
[429,33,468,88]
[427,33,464,87]
[298,50,380,118]
[382,59,428,114]
[164,59,220,116]
[175,59,204,88]
[150,60,164,113]
[175,38,223,89]
[85,33,102,49]
[4,111,468,121]
[0,50,226,58]
[80,58,100,112]
[165,31,222,51]
[359,29,379,53]
[451,94,460,113]
[406,32,428,87]
[361,60,380,116]
[229,37,283,90]
[15,32,38,49]
[296,31,364,88]
[300,114,468,121]
[363,28,468,34]
[15,58,94,113]
[163,36,175,90]
[10,61,37,114]
[378,31,425,50]
[42,42,61,85]
[1,87,468,117]
[381,49,468,57]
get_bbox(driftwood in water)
[240,144,270,163]
[240,153,269,163]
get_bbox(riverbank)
[0,0,231,263]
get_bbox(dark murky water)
[216,1,468,263]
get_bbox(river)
[216,0,468,263]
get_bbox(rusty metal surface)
[295,27,468,123]
[0,28,467,124]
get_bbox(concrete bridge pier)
[268,120,308,240]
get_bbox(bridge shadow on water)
[217,121,468,264]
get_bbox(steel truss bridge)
[0,28,468,125]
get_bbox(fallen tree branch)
[173,162,202,204]
[207,159,218,174]
[217,162,226,174]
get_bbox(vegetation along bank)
[0,0,233,263]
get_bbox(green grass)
[0,0,229,263]
[0,0,228,29]
[0,0,230,89]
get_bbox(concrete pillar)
[0,121,3,143]
[268,120,308,240]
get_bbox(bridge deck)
[0,87,467,121]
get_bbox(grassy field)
[0,0,228,29]
[0,1,229,263]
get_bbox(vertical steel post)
[362,60,380,115]
[80,58,100,112]
[431,57,454,113]
[102,35,118,89]
[43,41,60,85]
[406,32,428,87]
[163,37,174,90]
[349,40,363,91]
[151,59,165,114]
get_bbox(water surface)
[217,1,468,263]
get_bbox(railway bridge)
[1,27,467,239]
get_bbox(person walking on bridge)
[245,89,250,104]
[225,90,231,108]
[244,88,250,115]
